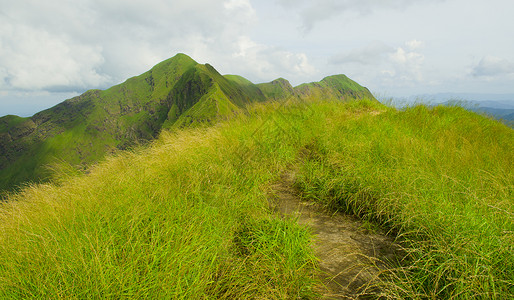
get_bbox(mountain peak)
[149,53,198,73]
[0,53,376,192]
[168,52,196,63]
[294,74,374,100]
[270,78,292,87]
[256,78,294,100]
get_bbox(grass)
[294,102,513,299]
[0,100,320,299]
[0,98,512,298]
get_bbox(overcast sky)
[1,0,514,116]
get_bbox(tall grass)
[0,101,320,298]
[1,98,512,298]
[294,102,514,298]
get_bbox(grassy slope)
[223,74,267,103]
[0,98,512,298]
[170,83,240,128]
[256,78,295,101]
[0,55,278,192]
[0,116,38,186]
[294,74,375,101]
[295,102,514,299]
[0,99,321,299]
[0,66,375,193]
[0,54,200,191]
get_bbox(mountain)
[257,78,295,101]
[432,99,514,125]
[1,98,512,298]
[409,93,514,108]
[294,74,375,101]
[472,107,514,120]
[0,53,375,192]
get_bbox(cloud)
[276,0,446,32]
[390,47,424,66]
[0,23,108,92]
[329,41,394,65]
[0,0,243,92]
[225,36,317,83]
[329,40,426,89]
[389,45,425,81]
[472,56,514,77]
[330,40,424,71]
[405,39,424,51]
[224,0,254,13]
[0,0,316,95]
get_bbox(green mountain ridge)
[1,99,512,298]
[256,78,295,100]
[0,53,375,192]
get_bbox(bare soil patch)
[269,172,402,299]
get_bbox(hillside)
[472,106,514,123]
[0,54,375,193]
[435,100,514,125]
[0,99,512,298]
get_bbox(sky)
[1,0,514,117]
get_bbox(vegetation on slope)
[0,53,201,192]
[0,98,512,298]
[256,78,295,101]
[294,102,514,299]
[0,54,375,193]
[294,74,375,101]
[0,100,321,298]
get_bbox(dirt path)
[269,172,401,299]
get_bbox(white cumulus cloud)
[0,0,315,94]
[406,39,424,51]
[329,40,426,90]
[390,47,424,66]
[277,0,446,32]
[472,56,514,77]
[0,24,108,91]
[329,41,394,65]
[227,36,316,83]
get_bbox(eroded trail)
[269,172,401,299]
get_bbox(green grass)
[256,78,294,101]
[1,98,512,298]
[0,100,320,298]
[294,102,514,299]
[0,115,31,132]
[294,74,375,101]
[170,83,240,129]
[6,55,375,193]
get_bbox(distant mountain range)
[470,106,514,122]
[386,93,514,123]
[0,53,375,192]
[440,100,514,123]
